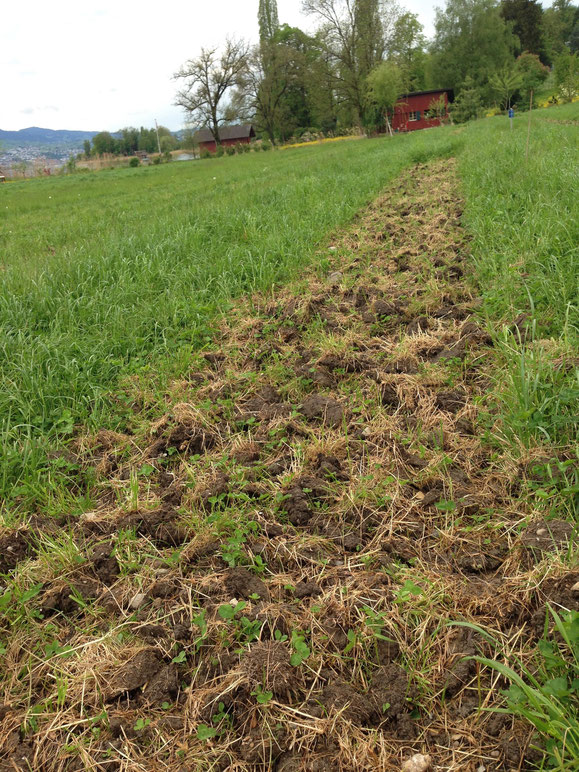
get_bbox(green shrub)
[261,140,272,152]
[152,156,161,165]
[200,148,212,160]
[215,146,224,158]
[225,145,236,156]
[129,157,140,168]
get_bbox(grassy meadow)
[1,129,461,505]
[0,105,577,770]
[535,100,579,121]
[459,107,578,453]
[1,106,576,507]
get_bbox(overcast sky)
[2,0,440,133]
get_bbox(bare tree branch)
[174,38,250,144]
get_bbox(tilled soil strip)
[0,159,576,772]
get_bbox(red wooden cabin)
[194,124,255,153]
[391,89,453,132]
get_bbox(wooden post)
[525,90,533,164]
[155,119,162,155]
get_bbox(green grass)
[458,606,579,770]
[457,111,578,453]
[535,101,579,121]
[0,131,461,505]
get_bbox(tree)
[272,25,336,135]
[301,0,399,126]
[259,0,280,43]
[119,127,139,155]
[489,65,523,107]
[83,140,91,158]
[571,15,579,52]
[92,131,118,155]
[427,93,448,120]
[543,0,578,60]
[501,0,547,61]
[450,76,483,121]
[388,13,427,91]
[430,0,518,97]
[160,135,176,153]
[233,44,294,143]
[515,51,549,105]
[174,39,250,145]
[366,61,403,131]
[555,50,579,100]
[157,126,176,151]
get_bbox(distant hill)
[0,127,99,144]
[0,127,103,164]
[0,126,179,165]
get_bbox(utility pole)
[155,119,162,155]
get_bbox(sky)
[2,0,440,133]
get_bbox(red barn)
[194,124,255,153]
[391,89,453,132]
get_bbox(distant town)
[0,126,184,174]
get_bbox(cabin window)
[408,111,420,121]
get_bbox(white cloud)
[1,0,437,132]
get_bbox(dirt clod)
[224,567,270,601]
[435,389,467,413]
[520,519,575,554]
[319,679,373,724]
[294,581,322,599]
[243,641,298,699]
[148,421,215,458]
[0,531,33,575]
[106,648,164,701]
[300,394,345,427]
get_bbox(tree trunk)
[211,109,221,146]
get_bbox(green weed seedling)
[394,580,425,604]
[197,724,218,741]
[218,601,263,644]
[218,601,247,621]
[290,630,311,666]
[251,685,274,705]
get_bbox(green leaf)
[542,677,569,698]
[252,689,273,704]
[435,500,456,511]
[394,580,424,603]
[197,724,217,741]
[20,583,43,604]
[218,601,246,620]
[172,650,187,664]
[343,629,357,654]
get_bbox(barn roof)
[399,88,454,102]
[194,124,255,143]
